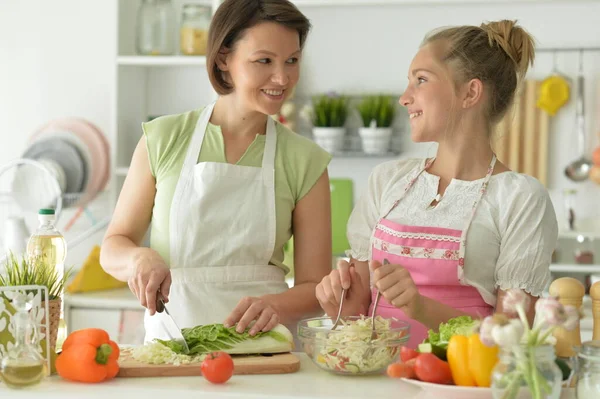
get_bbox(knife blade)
[156,297,190,354]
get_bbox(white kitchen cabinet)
[110,0,221,210]
[64,288,146,345]
[69,308,122,338]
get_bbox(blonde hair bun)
[480,20,535,80]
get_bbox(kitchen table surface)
[0,353,576,399]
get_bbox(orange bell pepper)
[447,333,498,387]
[56,328,120,383]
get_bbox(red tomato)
[414,353,453,385]
[400,346,420,363]
[201,352,234,384]
[387,362,416,379]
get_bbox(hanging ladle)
[565,50,592,182]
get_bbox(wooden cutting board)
[117,352,301,378]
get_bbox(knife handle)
[156,293,165,313]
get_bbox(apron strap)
[457,154,497,262]
[380,157,433,220]
[182,103,215,176]
[170,103,216,266]
[261,117,277,261]
[262,117,277,187]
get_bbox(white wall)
[1,1,600,269]
[0,0,116,267]
[295,1,600,231]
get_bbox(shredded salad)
[120,342,205,366]
[314,316,406,374]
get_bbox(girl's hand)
[370,260,423,320]
[316,260,369,317]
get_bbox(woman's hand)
[223,297,280,336]
[370,260,423,319]
[315,260,370,317]
[127,248,171,315]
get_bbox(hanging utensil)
[565,50,592,182]
[537,51,570,116]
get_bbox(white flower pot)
[358,127,392,154]
[312,127,346,153]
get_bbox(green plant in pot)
[310,93,349,153]
[0,253,73,373]
[357,95,396,154]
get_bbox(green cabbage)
[421,316,478,359]
[157,323,293,355]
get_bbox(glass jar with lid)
[135,0,176,56]
[180,4,211,56]
[576,340,600,399]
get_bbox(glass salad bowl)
[297,315,410,376]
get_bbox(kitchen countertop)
[0,354,577,399]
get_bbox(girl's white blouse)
[346,158,559,306]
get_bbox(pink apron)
[368,156,497,348]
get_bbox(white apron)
[144,103,289,342]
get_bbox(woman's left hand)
[370,260,424,320]
[223,296,279,336]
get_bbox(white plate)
[31,118,110,208]
[401,378,492,399]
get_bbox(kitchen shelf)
[113,148,399,178]
[549,264,600,273]
[117,56,207,67]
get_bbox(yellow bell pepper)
[447,333,499,387]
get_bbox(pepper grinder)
[549,277,585,358]
[591,281,600,341]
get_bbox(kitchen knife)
[156,296,190,354]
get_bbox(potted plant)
[357,95,396,154]
[310,93,349,153]
[0,253,72,370]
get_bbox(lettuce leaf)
[422,315,477,355]
[157,323,293,355]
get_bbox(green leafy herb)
[0,252,73,300]
[157,323,292,355]
[311,94,349,127]
[357,95,396,127]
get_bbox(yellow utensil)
[537,74,570,116]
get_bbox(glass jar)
[0,294,46,388]
[180,4,211,55]
[576,341,600,399]
[491,345,562,399]
[135,0,176,55]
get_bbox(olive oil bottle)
[26,208,67,284]
[0,294,46,388]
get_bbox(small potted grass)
[310,93,349,153]
[357,95,396,154]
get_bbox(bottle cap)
[38,209,55,215]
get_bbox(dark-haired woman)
[101,0,332,342]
